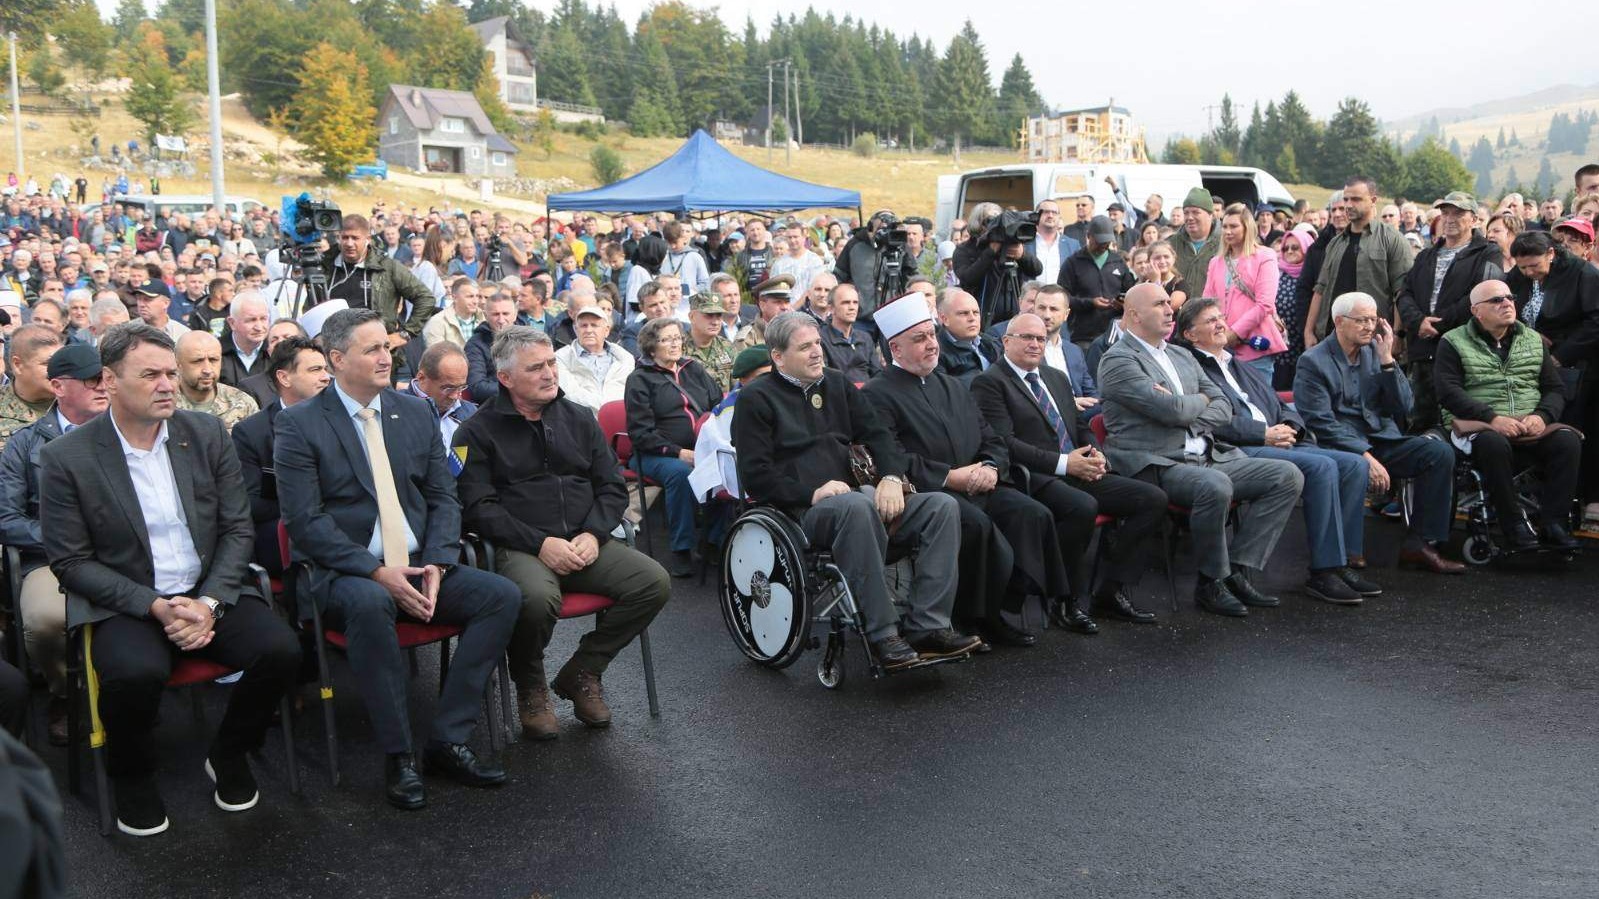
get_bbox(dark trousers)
[949,485,1067,621]
[1470,428,1582,529]
[0,659,26,739]
[1030,472,1166,597]
[92,597,300,780]
[1369,435,1455,544]
[637,455,697,552]
[1406,360,1440,433]
[497,541,670,688]
[322,566,519,754]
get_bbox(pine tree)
[1319,97,1401,192]
[935,21,994,164]
[113,0,148,43]
[1213,93,1241,160]
[294,42,376,179]
[539,20,596,107]
[1448,136,1461,157]
[626,29,682,137]
[995,53,1043,148]
[124,56,196,143]
[1503,165,1522,193]
[1536,156,1556,199]
[1497,126,1507,150]
[1240,101,1265,169]
[1402,139,1473,203]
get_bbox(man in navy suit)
[1177,298,1382,605]
[275,307,520,811]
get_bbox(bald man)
[935,289,1003,386]
[176,331,260,431]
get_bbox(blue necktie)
[1025,371,1073,453]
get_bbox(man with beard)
[864,295,1073,647]
[174,331,259,432]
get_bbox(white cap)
[937,239,956,261]
[297,299,349,339]
[873,292,934,342]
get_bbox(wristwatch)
[200,597,225,621]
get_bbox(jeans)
[1244,445,1368,570]
[637,454,697,553]
[1369,435,1455,544]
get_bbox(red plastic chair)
[1091,414,1189,611]
[1276,390,1294,405]
[598,400,657,555]
[69,563,299,836]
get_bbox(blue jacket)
[1191,348,1309,446]
[1291,338,1410,453]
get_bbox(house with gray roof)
[376,85,519,178]
[470,16,538,114]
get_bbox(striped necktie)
[1025,371,1073,453]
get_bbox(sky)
[98,0,1599,138]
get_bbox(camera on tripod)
[982,210,1039,247]
[280,193,343,246]
[871,215,907,249]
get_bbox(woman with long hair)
[1203,202,1286,379]
[624,233,669,312]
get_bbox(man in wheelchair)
[1434,281,1583,552]
[730,311,979,669]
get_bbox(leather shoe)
[1195,579,1248,617]
[552,665,612,728]
[980,618,1036,647]
[1398,542,1465,574]
[1090,589,1156,623]
[907,627,984,658]
[423,741,507,787]
[1335,567,1382,597]
[871,634,920,669]
[1304,569,1362,605]
[1225,569,1280,607]
[1542,523,1581,552]
[47,696,69,747]
[1503,520,1540,552]
[518,683,560,741]
[385,753,426,810]
[1049,600,1099,634]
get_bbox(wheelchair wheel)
[1462,534,1494,566]
[719,507,813,669]
[817,630,846,689]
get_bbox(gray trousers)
[1144,455,1305,580]
[802,489,960,641]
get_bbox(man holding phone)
[1294,293,1464,574]
[276,307,522,810]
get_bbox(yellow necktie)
[356,407,409,569]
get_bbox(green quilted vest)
[1439,322,1544,426]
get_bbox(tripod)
[284,244,330,319]
[873,245,906,307]
[482,240,507,284]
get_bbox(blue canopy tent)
[546,130,862,219]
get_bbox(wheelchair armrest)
[2,545,20,618]
[462,532,494,572]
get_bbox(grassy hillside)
[1388,86,1599,196]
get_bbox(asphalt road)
[45,515,1599,898]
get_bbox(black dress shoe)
[1304,569,1362,605]
[385,753,426,810]
[1335,566,1382,597]
[667,550,695,578]
[1049,600,1099,634]
[1090,589,1157,623]
[1195,579,1248,617]
[980,618,1037,647]
[1225,569,1280,607]
[906,627,984,658]
[1503,521,1540,552]
[423,741,507,787]
[1542,522,1581,552]
[871,634,921,669]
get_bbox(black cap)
[47,343,103,380]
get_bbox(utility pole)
[204,0,226,213]
[782,60,791,166]
[7,33,21,184]
[1201,104,1220,132]
[765,63,774,163]
[792,65,803,148]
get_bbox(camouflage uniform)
[176,383,260,433]
[0,383,53,453]
[732,318,767,356]
[684,335,736,392]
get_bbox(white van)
[80,194,268,223]
[934,163,1295,238]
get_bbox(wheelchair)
[717,504,973,689]
[1451,451,1581,566]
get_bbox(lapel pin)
[390,414,400,419]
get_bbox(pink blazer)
[1203,247,1286,361]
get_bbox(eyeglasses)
[1004,333,1047,344]
[657,335,684,345]
[1472,295,1515,307]
[1345,316,1380,326]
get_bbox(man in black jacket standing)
[953,205,1042,329]
[732,311,977,667]
[1060,216,1137,346]
[1395,192,1503,432]
[454,326,669,740]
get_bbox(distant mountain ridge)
[1386,84,1599,134]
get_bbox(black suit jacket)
[274,384,462,607]
[40,411,255,627]
[1191,349,1309,446]
[220,342,268,388]
[863,364,1009,492]
[970,361,1093,491]
[233,400,283,568]
[936,327,1003,387]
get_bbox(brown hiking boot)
[518,684,560,741]
[551,666,611,728]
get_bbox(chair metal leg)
[92,742,112,836]
[638,628,660,718]
[498,657,515,744]
[309,612,340,787]
[279,695,300,795]
[1163,518,1179,613]
[438,639,451,698]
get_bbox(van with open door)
[934,163,1294,239]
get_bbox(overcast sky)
[106,0,1599,137]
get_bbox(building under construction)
[1022,100,1150,164]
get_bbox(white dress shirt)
[1197,347,1267,423]
[1128,332,1207,456]
[1043,334,1069,377]
[1004,357,1075,476]
[110,414,203,596]
[332,381,421,559]
[1034,233,1064,284]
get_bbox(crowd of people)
[0,159,1593,838]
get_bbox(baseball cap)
[690,291,726,315]
[1554,217,1595,242]
[1432,191,1476,212]
[88,260,109,273]
[574,305,607,319]
[1089,215,1116,243]
[47,343,103,381]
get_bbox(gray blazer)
[40,411,256,628]
[1096,334,1243,478]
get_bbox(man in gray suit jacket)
[39,322,300,837]
[1098,283,1304,617]
[275,307,520,811]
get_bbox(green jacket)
[1312,220,1415,338]
[1436,319,1562,426]
[1170,226,1220,294]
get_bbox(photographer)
[318,214,436,380]
[833,209,900,316]
[953,203,1042,329]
